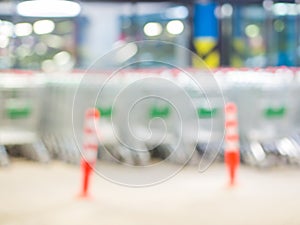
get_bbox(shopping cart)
[0,72,49,164]
[93,73,135,164]
[192,72,224,165]
[224,69,299,167]
[35,67,300,168]
[41,73,82,164]
[288,69,300,163]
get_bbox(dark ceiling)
[0,0,296,5]
[0,0,299,4]
[80,0,295,3]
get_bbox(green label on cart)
[97,107,112,118]
[198,108,217,118]
[150,106,170,118]
[6,106,31,119]
[264,107,286,118]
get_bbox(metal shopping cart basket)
[225,70,298,167]
[41,73,83,164]
[0,72,49,165]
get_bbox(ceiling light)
[0,35,9,48]
[33,20,55,35]
[14,23,32,37]
[245,24,260,38]
[165,6,188,19]
[166,20,184,35]
[17,0,81,18]
[0,21,14,37]
[273,3,288,16]
[143,22,163,37]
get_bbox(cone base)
[78,161,93,199]
[76,192,93,200]
[225,151,240,186]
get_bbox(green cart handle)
[198,107,217,118]
[264,106,286,118]
[97,107,112,118]
[150,106,171,118]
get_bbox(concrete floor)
[0,160,300,225]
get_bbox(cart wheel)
[133,148,151,166]
[0,145,9,166]
[31,140,51,163]
[69,138,81,164]
[64,137,80,164]
[117,145,135,165]
[165,144,190,164]
[99,144,122,163]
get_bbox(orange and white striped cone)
[79,108,100,198]
[224,102,240,186]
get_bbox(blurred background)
[1,0,300,70]
[1,1,300,225]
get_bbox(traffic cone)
[224,102,240,186]
[78,108,100,198]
